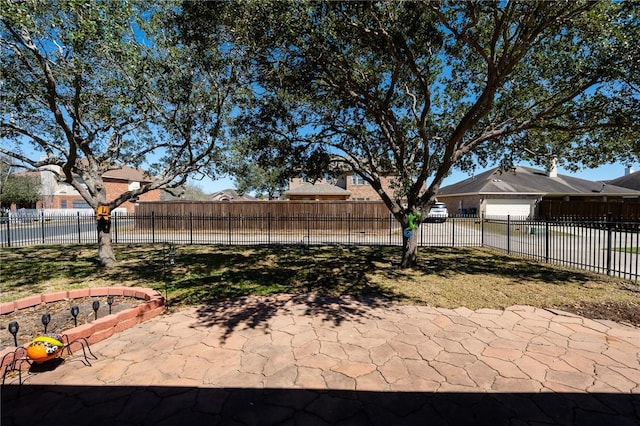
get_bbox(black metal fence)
[1,212,638,282]
[480,216,639,283]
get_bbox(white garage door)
[485,200,532,218]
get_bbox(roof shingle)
[608,173,640,191]
[438,166,639,196]
[284,182,351,196]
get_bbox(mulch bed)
[1,296,140,349]
[563,301,640,327]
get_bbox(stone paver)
[2,294,639,425]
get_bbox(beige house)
[436,166,640,219]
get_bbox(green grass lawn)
[615,247,639,254]
[456,219,574,237]
[1,244,638,325]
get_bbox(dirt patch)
[561,301,640,327]
[1,296,140,349]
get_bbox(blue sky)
[14,141,635,195]
[193,161,639,194]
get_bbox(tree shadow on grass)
[5,244,633,332]
[171,246,403,341]
[174,245,634,339]
[0,246,100,296]
[416,246,605,284]
[167,246,405,305]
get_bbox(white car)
[427,202,448,222]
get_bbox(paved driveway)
[2,294,639,425]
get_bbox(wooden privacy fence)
[134,201,394,231]
[539,199,640,221]
[135,200,391,217]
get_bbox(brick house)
[284,173,396,201]
[39,165,160,213]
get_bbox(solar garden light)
[107,295,114,314]
[8,321,18,347]
[70,306,80,327]
[162,242,176,302]
[92,300,100,320]
[41,313,51,334]
[163,242,176,268]
[169,247,176,266]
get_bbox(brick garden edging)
[0,287,164,371]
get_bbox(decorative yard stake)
[92,301,100,320]
[70,306,79,327]
[107,295,114,314]
[8,321,18,347]
[162,242,176,302]
[41,313,51,334]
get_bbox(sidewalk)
[2,294,639,425]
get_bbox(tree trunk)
[97,220,116,267]
[400,228,419,268]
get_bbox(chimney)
[546,157,558,178]
[625,165,635,176]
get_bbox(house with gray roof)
[209,189,257,202]
[284,171,398,201]
[436,166,640,219]
[608,168,640,191]
[282,182,351,201]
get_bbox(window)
[60,200,67,209]
[351,174,368,186]
[72,200,90,209]
[323,173,335,184]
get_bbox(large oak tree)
[1,0,240,265]
[187,0,640,267]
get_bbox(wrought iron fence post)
[507,215,511,254]
[348,213,351,246]
[228,212,232,245]
[267,212,271,245]
[40,211,45,243]
[151,212,156,244]
[189,212,193,245]
[481,214,484,247]
[4,213,10,247]
[545,218,550,263]
[113,212,118,244]
[451,216,455,247]
[389,212,392,245]
[606,212,613,276]
[77,211,82,244]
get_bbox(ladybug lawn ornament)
[26,334,64,364]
